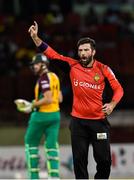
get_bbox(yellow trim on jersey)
[35,83,39,101]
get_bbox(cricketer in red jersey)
[28,21,124,179]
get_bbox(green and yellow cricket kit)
[25,72,61,179]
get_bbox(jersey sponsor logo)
[41,84,50,89]
[74,79,101,90]
[94,73,100,82]
[97,133,107,140]
[41,80,48,83]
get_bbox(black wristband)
[38,42,48,51]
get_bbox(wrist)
[38,42,48,51]
[31,100,36,108]
[31,34,38,40]
[110,100,117,109]
[31,35,42,47]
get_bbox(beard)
[79,56,93,67]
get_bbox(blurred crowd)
[0,0,134,118]
[0,0,134,75]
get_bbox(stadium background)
[0,0,134,179]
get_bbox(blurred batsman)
[21,53,63,179]
[28,21,124,179]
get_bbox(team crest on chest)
[94,73,100,82]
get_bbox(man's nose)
[81,52,86,57]
[81,50,84,53]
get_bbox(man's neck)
[86,59,95,68]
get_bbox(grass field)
[0,126,71,145]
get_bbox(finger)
[102,103,107,108]
[102,106,107,111]
[34,21,38,28]
[102,106,107,112]
[28,26,34,33]
[107,109,112,115]
[31,25,36,30]
[28,27,31,33]
[102,109,107,113]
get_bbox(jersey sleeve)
[103,65,124,103]
[38,41,77,66]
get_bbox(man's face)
[78,43,95,67]
[32,62,43,75]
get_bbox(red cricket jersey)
[43,46,124,120]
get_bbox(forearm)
[109,100,117,109]
[31,35,42,47]
[33,98,52,108]
[104,65,124,104]
[112,86,124,105]
[59,91,63,103]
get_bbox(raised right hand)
[28,21,38,38]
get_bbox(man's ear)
[93,49,96,56]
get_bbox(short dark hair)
[77,37,96,50]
